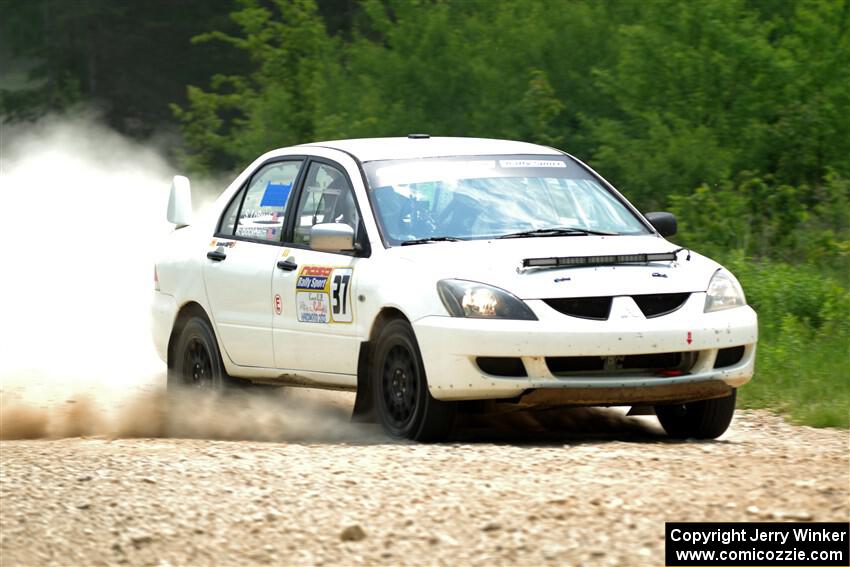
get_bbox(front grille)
[544,293,690,320]
[476,357,527,377]
[714,346,745,368]
[543,297,612,320]
[546,351,696,376]
[632,293,690,318]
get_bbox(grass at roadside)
[741,332,849,428]
[728,258,849,428]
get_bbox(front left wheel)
[371,319,456,442]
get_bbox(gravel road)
[1,405,848,567]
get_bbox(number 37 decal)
[295,266,354,324]
[331,268,353,323]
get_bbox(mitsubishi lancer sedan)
[152,136,757,441]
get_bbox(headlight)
[437,280,537,320]
[704,269,746,312]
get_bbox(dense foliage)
[2,0,847,425]
[170,0,849,264]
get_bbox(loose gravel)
[1,410,848,566]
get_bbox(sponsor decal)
[296,291,330,323]
[301,266,333,277]
[297,274,330,291]
[274,294,282,316]
[209,239,236,248]
[499,159,567,168]
[234,221,282,240]
[687,331,693,345]
[297,276,328,290]
[295,266,353,324]
[330,268,353,323]
[259,182,291,207]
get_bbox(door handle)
[207,250,227,262]
[277,259,298,271]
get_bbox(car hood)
[389,235,720,299]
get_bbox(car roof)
[297,136,562,162]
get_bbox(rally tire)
[168,317,230,393]
[655,389,737,439]
[371,319,456,442]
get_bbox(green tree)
[585,0,788,207]
[173,0,339,171]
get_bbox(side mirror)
[310,223,355,253]
[645,211,677,237]
[167,175,192,228]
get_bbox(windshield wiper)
[497,227,619,239]
[400,236,466,246]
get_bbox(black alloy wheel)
[371,319,456,442]
[381,345,418,428]
[183,337,214,389]
[168,316,226,392]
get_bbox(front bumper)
[414,293,757,402]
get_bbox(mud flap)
[351,341,375,422]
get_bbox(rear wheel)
[655,390,737,439]
[371,319,456,441]
[168,317,228,392]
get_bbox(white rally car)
[152,136,757,441]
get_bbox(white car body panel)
[415,294,757,400]
[386,236,718,299]
[152,137,758,405]
[152,227,211,360]
[272,249,360,375]
[299,137,561,162]
[203,239,279,367]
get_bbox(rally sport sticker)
[295,266,353,324]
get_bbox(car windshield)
[363,155,650,245]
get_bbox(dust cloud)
[0,114,369,443]
[0,115,656,444]
[0,387,369,442]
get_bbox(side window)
[228,160,302,242]
[218,192,242,235]
[292,162,360,247]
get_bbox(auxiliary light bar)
[522,251,679,269]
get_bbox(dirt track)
[1,408,848,567]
